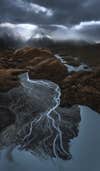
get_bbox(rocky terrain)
[0,48,66,91]
[0,47,99,159]
[0,47,99,112]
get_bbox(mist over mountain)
[0,0,100,47]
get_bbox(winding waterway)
[0,106,100,171]
[0,71,100,171]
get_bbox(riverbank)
[0,47,99,112]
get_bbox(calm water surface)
[0,106,100,171]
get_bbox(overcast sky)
[0,0,100,43]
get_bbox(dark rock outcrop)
[0,107,15,131]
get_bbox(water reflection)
[0,73,80,160]
[0,106,100,171]
[0,104,80,160]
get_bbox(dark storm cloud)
[0,0,100,24]
[29,0,100,24]
[0,0,100,42]
[1,21,100,44]
[73,21,100,42]
[0,0,54,24]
